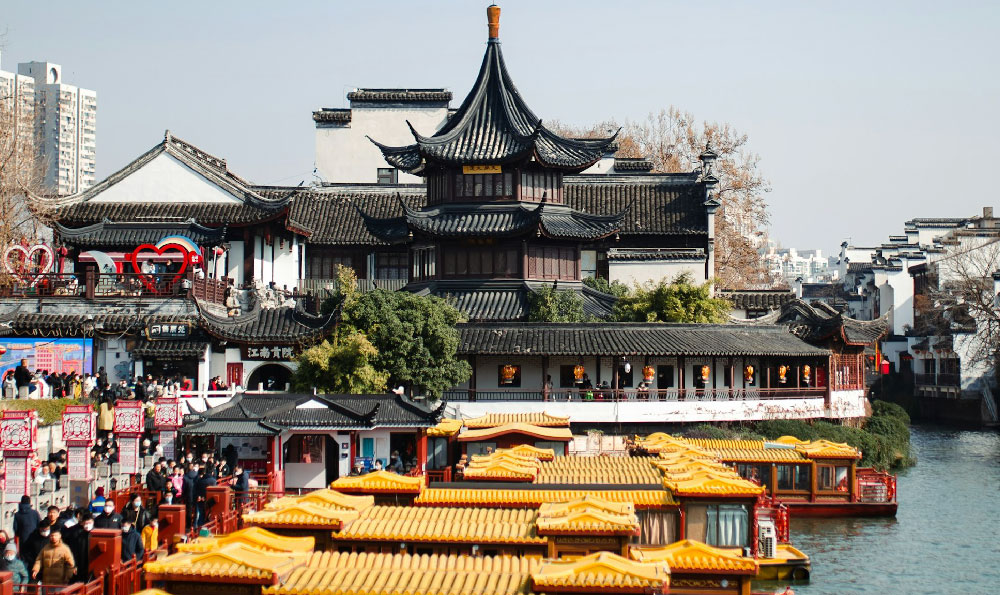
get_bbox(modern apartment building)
[0,52,37,169]
[17,60,97,195]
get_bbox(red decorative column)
[89,529,121,579]
[0,410,37,504]
[157,504,186,554]
[0,571,12,595]
[114,401,144,475]
[62,405,97,480]
[154,397,182,461]
[416,431,428,474]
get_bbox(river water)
[772,425,1000,595]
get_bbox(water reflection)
[767,426,1000,595]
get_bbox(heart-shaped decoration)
[3,243,54,286]
[129,243,191,294]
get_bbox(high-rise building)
[17,60,97,195]
[0,52,37,172]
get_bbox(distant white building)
[0,52,37,169]
[764,243,832,284]
[17,60,97,195]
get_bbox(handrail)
[443,387,829,403]
[0,272,229,304]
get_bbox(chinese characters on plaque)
[241,345,296,361]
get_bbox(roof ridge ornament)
[488,4,501,40]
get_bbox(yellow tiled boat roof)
[427,418,464,437]
[712,448,807,463]
[531,552,669,592]
[470,450,541,468]
[630,540,758,574]
[463,459,538,481]
[266,489,375,512]
[336,506,545,545]
[458,423,573,442]
[243,502,358,528]
[144,543,308,581]
[176,527,315,553]
[663,474,765,498]
[795,439,861,459]
[774,435,809,445]
[269,552,538,595]
[464,412,571,429]
[538,495,635,517]
[415,488,678,509]
[536,508,640,536]
[330,470,425,494]
[653,458,733,475]
[659,468,742,483]
[535,456,661,485]
[682,438,767,450]
[504,444,556,461]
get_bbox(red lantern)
[700,365,710,382]
[500,364,517,385]
[642,366,655,383]
[802,365,811,384]
[744,365,755,383]
[573,365,585,382]
[779,365,788,384]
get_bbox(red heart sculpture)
[3,244,54,286]
[129,243,191,294]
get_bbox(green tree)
[528,286,590,322]
[614,273,731,323]
[582,276,629,299]
[291,330,388,394]
[344,290,471,398]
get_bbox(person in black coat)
[183,464,198,524]
[145,462,166,494]
[119,520,144,563]
[93,502,122,530]
[12,496,40,547]
[121,495,151,532]
[19,521,50,569]
[193,468,216,527]
[65,513,94,583]
[231,465,250,505]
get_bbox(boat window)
[818,465,835,490]
[427,437,450,470]
[836,466,850,491]
[705,504,748,547]
[777,464,810,491]
[736,463,771,490]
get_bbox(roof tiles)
[630,540,758,574]
[464,412,570,429]
[414,489,678,510]
[531,552,669,593]
[330,471,425,494]
[337,506,544,545]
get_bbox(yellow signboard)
[462,165,502,174]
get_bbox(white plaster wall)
[272,237,298,290]
[197,345,211,391]
[208,351,227,383]
[315,106,449,184]
[447,390,864,424]
[609,260,707,287]
[88,153,241,204]
[227,241,244,285]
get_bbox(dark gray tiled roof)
[348,89,452,103]
[199,305,337,344]
[131,340,208,358]
[370,42,613,173]
[363,202,624,243]
[458,322,828,357]
[54,133,289,226]
[718,289,795,310]
[181,420,281,436]
[608,249,706,261]
[0,312,193,337]
[413,281,615,322]
[54,220,227,249]
[847,262,873,273]
[778,299,888,346]
[312,109,352,124]
[613,158,653,172]
[563,175,708,236]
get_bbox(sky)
[3,0,998,254]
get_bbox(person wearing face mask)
[170,466,184,499]
[122,495,150,531]
[94,502,122,530]
[31,527,76,585]
[119,519,144,563]
[89,486,107,515]
[160,489,176,506]
[65,513,94,583]
[20,520,51,569]
[1,542,28,584]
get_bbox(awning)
[180,419,280,437]
[132,340,208,359]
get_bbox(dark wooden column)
[469,355,477,402]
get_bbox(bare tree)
[0,91,54,271]
[551,108,776,288]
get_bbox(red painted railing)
[444,387,828,402]
[856,467,897,503]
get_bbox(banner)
[0,338,93,381]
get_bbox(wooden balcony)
[443,387,829,402]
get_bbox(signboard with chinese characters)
[220,436,268,460]
[0,410,37,454]
[241,345,296,361]
[3,457,29,503]
[153,398,182,429]
[62,405,96,445]
[118,437,140,475]
[68,446,90,480]
[145,322,191,341]
[113,400,145,434]
[462,165,502,174]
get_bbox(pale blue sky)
[3,0,998,253]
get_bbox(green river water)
[765,425,1000,595]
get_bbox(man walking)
[31,527,75,585]
[14,359,32,399]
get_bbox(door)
[325,436,340,485]
[226,362,243,388]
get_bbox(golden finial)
[488,4,501,40]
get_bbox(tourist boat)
[755,543,811,581]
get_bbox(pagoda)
[362,5,625,320]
